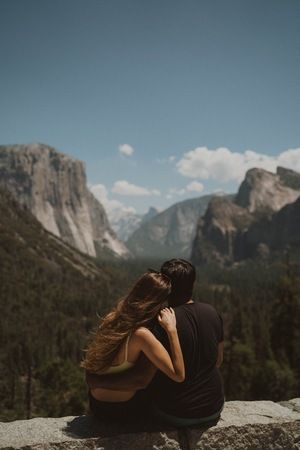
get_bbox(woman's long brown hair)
[81,272,171,374]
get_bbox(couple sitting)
[82,259,225,427]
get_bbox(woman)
[81,271,185,419]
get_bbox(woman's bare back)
[90,333,141,402]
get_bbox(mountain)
[235,167,300,213]
[109,206,159,241]
[0,143,129,259]
[126,194,233,259]
[191,167,300,266]
[141,206,159,224]
[243,196,300,259]
[191,196,255,266]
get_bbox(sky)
[0,0,299,215]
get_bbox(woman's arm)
[134,308,185,382]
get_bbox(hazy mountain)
[141,206,159,224]
[126,194,233,259]
[109,206,159,241]
[191,167,300,266]
[0,143,129,259]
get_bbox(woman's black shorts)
[88,389,146,421]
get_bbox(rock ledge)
[0,399,299,450]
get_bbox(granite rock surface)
[1,399,299,450]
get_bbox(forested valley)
[0,189,299,421]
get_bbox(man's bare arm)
[85,354,157,391]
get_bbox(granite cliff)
[0,143,129,259]
[192,167,300,266]
[235,166,300,213]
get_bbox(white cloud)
[168,187,186,196]
[186,181,204,193]
[156,155,177,164]
[118,144,134,156]
[166,181,204,199]
[213,188,227,196]
[277,148,300,169]
[112,180,161,197]
[176,146,300,183]
[89,183,136,216]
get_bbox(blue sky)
[1,0,299,214]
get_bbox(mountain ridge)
[126,194,235,259]
[192,166,300,266]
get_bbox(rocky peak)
[234,167,300,213]
[0,143,129,259]
[141,206,159,224]
[277,166,300,190]
[192,166,300,266]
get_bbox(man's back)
[150,301,224,418]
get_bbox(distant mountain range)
[0,143,129,259]
[191,167,300,266]
[126,194,234,259]
[109,206,159,241]
[1,143,299,266]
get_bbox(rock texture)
[244,196,300,258]
[235,167,300,213]
[192,167,300,266]
[0,143,129,259]
[0,399,299,449]
[126,195,232,259]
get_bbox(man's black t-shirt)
[149,301,224,418]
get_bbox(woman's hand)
[158,307,176,333]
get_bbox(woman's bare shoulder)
[133,327,154,341]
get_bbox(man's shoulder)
[195,302,221,321]
[175,300,217,314]
[197,301,218,313]
[175,301,221,328]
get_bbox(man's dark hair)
[160,259,196,306]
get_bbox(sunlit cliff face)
[0,143,130,259]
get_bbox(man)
[86,259,224,425]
